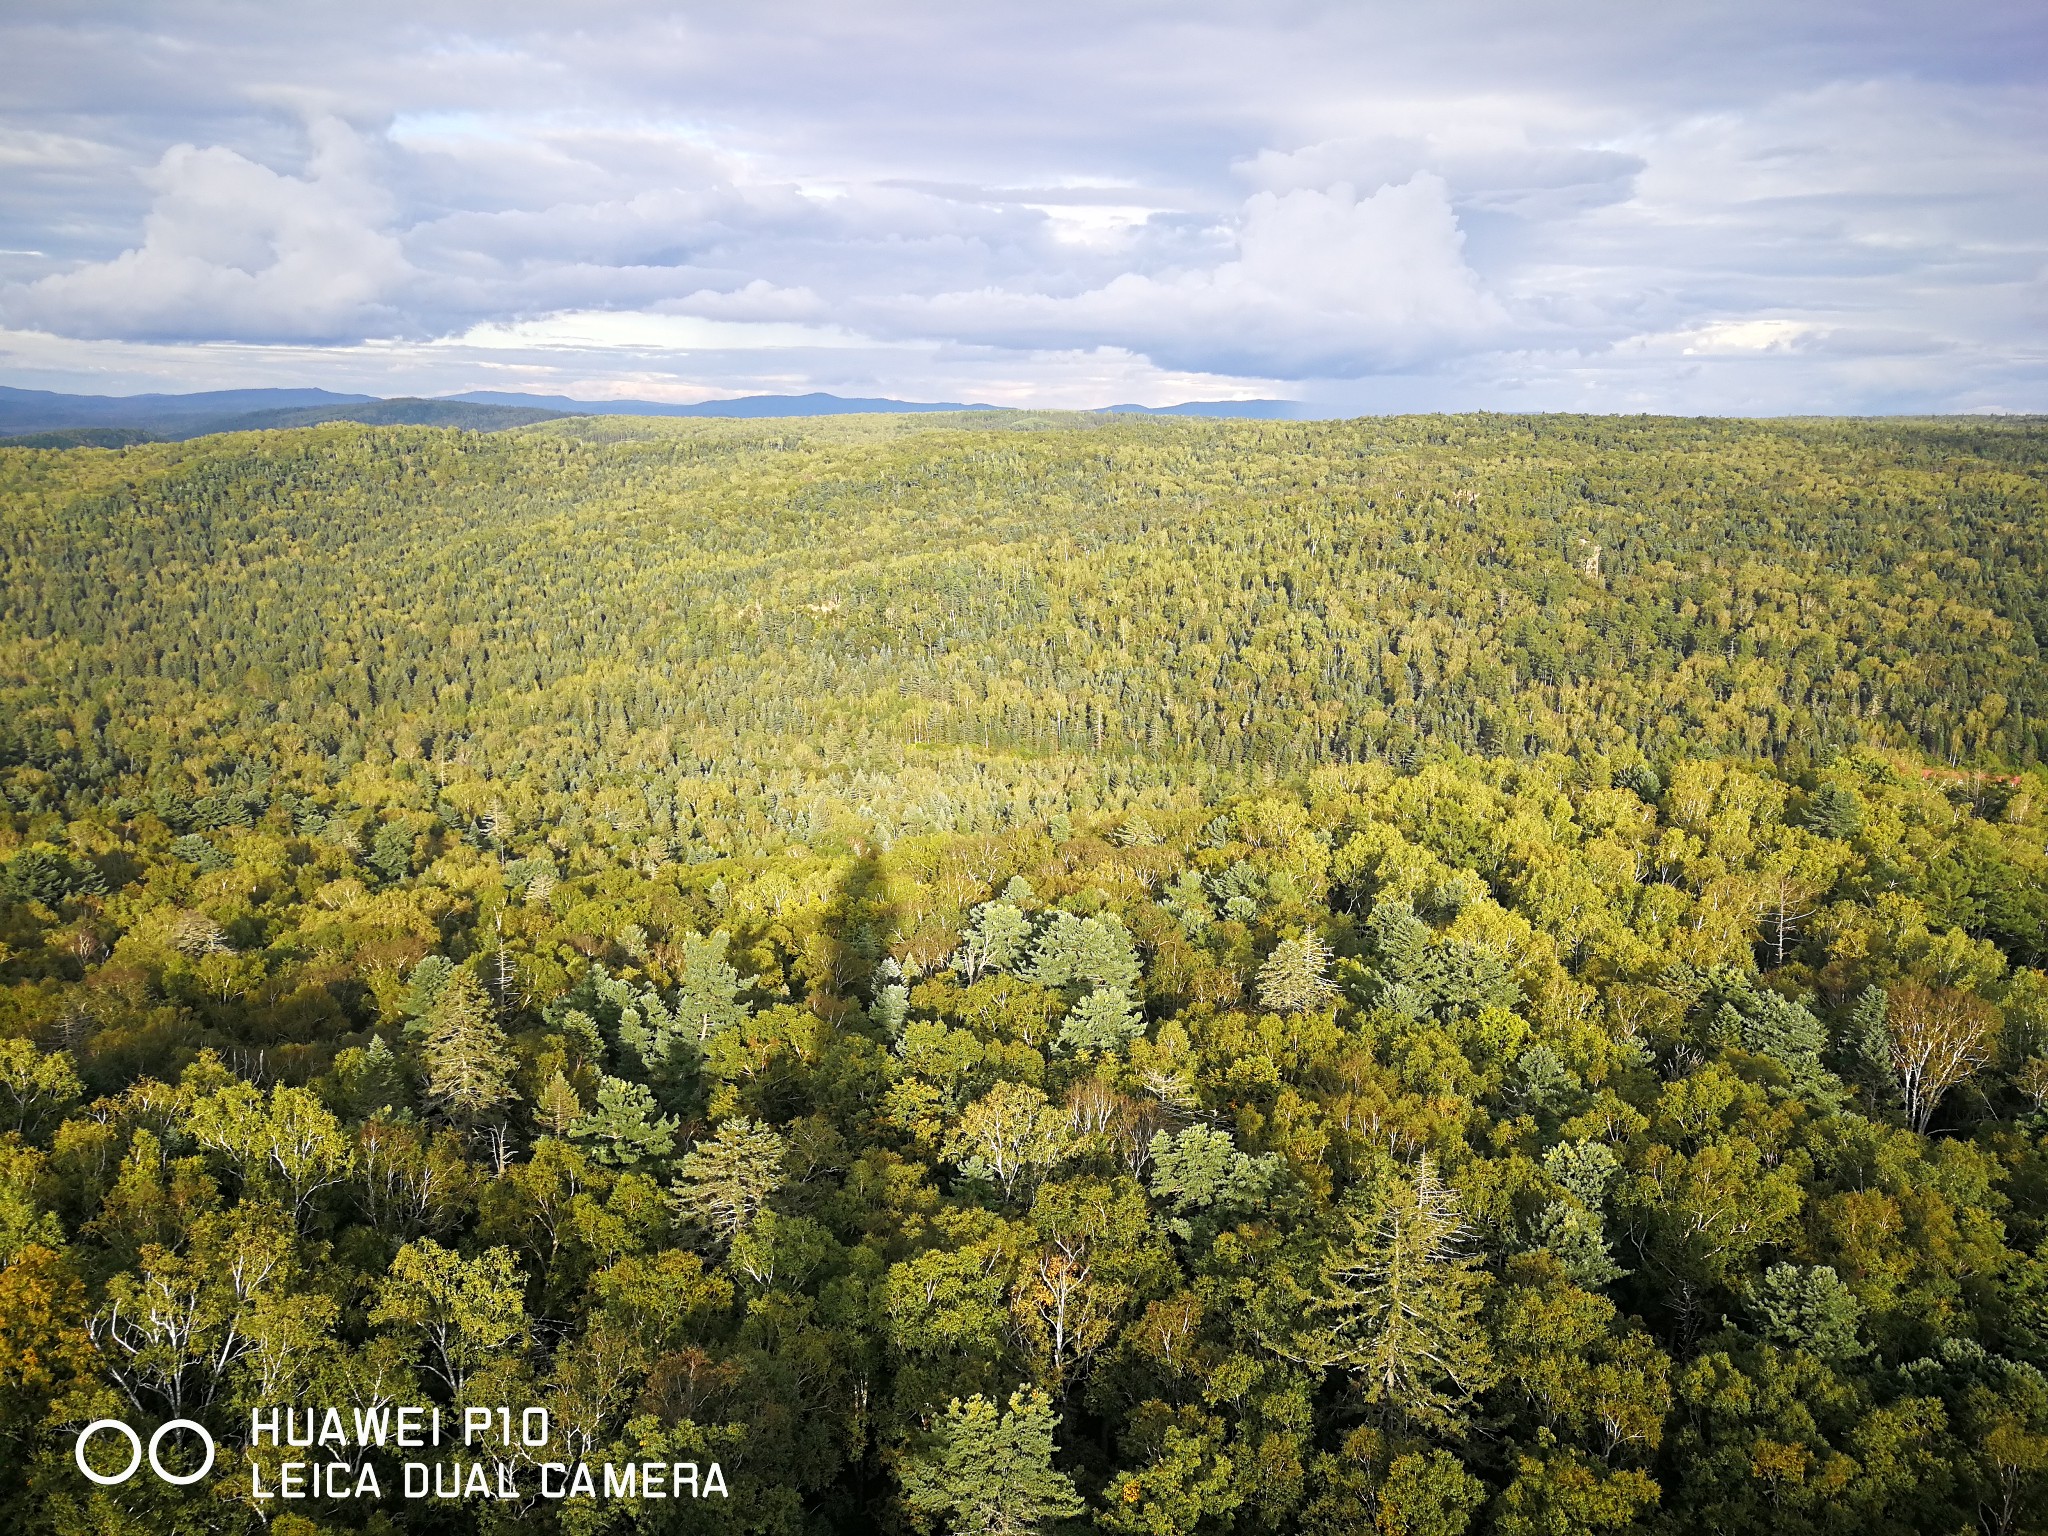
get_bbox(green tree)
[1257,933,1339,1015]
[675,929,750,1042]
[1058,986,1145,1053]
[958,901,1033,982]
[370,1238,527,1397]
[1303,1157,1498,1434]
[1029,911,1141,996]
[569,1075,677,1168]
[900,1388,1085,1536]
[1753,1262,1865,1363]
[670,1117,785,1241]
[420,968,517,1125]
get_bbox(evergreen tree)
[420,969,516,1125]
[569,1076,677,1168]
[899,1388,1085,1536]
[403,955,456,1035]
[1028,911,1141,995]
[535,1070,584,1136]
[1303,1158,1498,1434]
[670,1117,785,1241]
[675,929,749,1042]
[1805,782,1866,840]
[956,901,1032,981]
[1753,1262,1865,1362]
[1056,986,1145,1053]
[1256,933,1339,1015]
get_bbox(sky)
[0,1,2042,413]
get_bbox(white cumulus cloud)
[1,118,411,342]
[893,176,1507,376]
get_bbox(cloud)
[893,177,1507,376]
[1,118,411,342]
[0,3,2039,410]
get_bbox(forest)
[0,411,2046,1535]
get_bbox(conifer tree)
[674,930,749,1043]
[569,1076,677,1168]
[535,1070,584,1136]
[1028,911,1141,996]
[1057,986,1145,1053]
[1256,933,1338,1015]
[420,969,516,1126]
[956,900,1032,981]
[670,1117,785,1241]
[899,1388,1085,1536]
[1303,1157,1498,1434]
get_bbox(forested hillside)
[1,414,2047,1536]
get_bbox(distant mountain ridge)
[0,385,374,437]
[0,384,1306,445]
[446,389,1006,417]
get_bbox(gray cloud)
[0,1,2040,409]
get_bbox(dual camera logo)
[73,1418,216,1487]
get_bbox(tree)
[1257,932,1339,1015]
[1028,912,1141,996]
[1057,986,1145,1053]
[1884,980,2000,1132]
[0,1040,80,1136]
[670,1117,785,1241]
[1302,1157,1498,1434]
[946,1082,1066,1202]
[536,1069,585,1135]
[187,1079,354,1227]
[1753,1262,1864,1362]
[420,968,517,1125]
[900,1388,1085,1536]
[0,1245,94,1458]
[569,1075,678,1168]
[957,901,1033,982]
[370,1239,527,1397]
[93,1205,298,1418]
[674,929,750,1042]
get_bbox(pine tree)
[956,901,1032,981]
[674,930,749,1042]
[535,1070,584,1136]
[403,955,456,1036]
[1753,1263,1865,1362]
[670,1118,785,1241]
[1056,986,1145,1053]
[420,969,516,1126]
[899,1389,1085,1536]
[569,1076,677,1168]
[1028,911,1141,996]
[1256,933,1338,1015]
[1303,1157,1498,1434]
[1839,984,1897,1103]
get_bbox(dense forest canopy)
[1,413,2047,1536]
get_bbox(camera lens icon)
[74,1419,215,1487]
